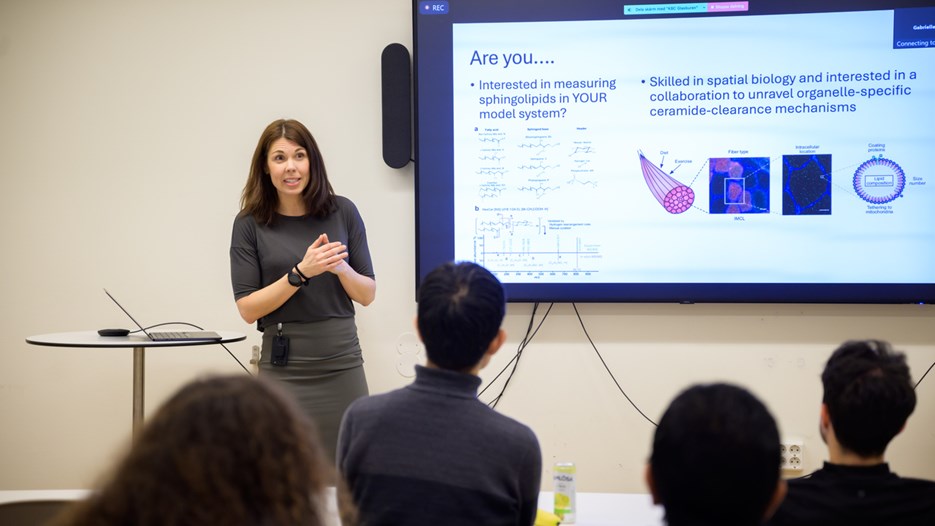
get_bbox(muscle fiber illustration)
[639,151,694,214]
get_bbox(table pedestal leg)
[132,346,145,434]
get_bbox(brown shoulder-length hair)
[239,119,337,225]
[50,375,356,526]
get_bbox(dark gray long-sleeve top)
[337,365,542,526]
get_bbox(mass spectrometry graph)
[638,151,695,214]
[472,212,603,276]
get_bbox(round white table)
[26,330,246,433]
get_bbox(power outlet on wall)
[780,439,804,471]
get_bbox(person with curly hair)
[51,374,354,526]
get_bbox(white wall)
[1,0,933,493]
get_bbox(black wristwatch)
[294,265,310,282]
[287,270,304,287]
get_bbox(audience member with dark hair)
[767,339,935,526]
[337,261,542,525]
[647,383,786,526]
[51,375,353,526]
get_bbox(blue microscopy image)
[709,157,770,214]
[783,154,831,215]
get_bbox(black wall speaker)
[381,43,412,169]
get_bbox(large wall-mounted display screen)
[413,0,935,303]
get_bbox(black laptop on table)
[104,289,222,342]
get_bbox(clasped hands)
[296,233,349,278]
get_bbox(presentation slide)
[415,1,935,302]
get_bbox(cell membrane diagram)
[852,157,906,204]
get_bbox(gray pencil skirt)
[260,317,369,465]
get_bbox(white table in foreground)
[25,330,246,434]
[0,490,91,505]
[538,492,664,526]
[0,490,662,525]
